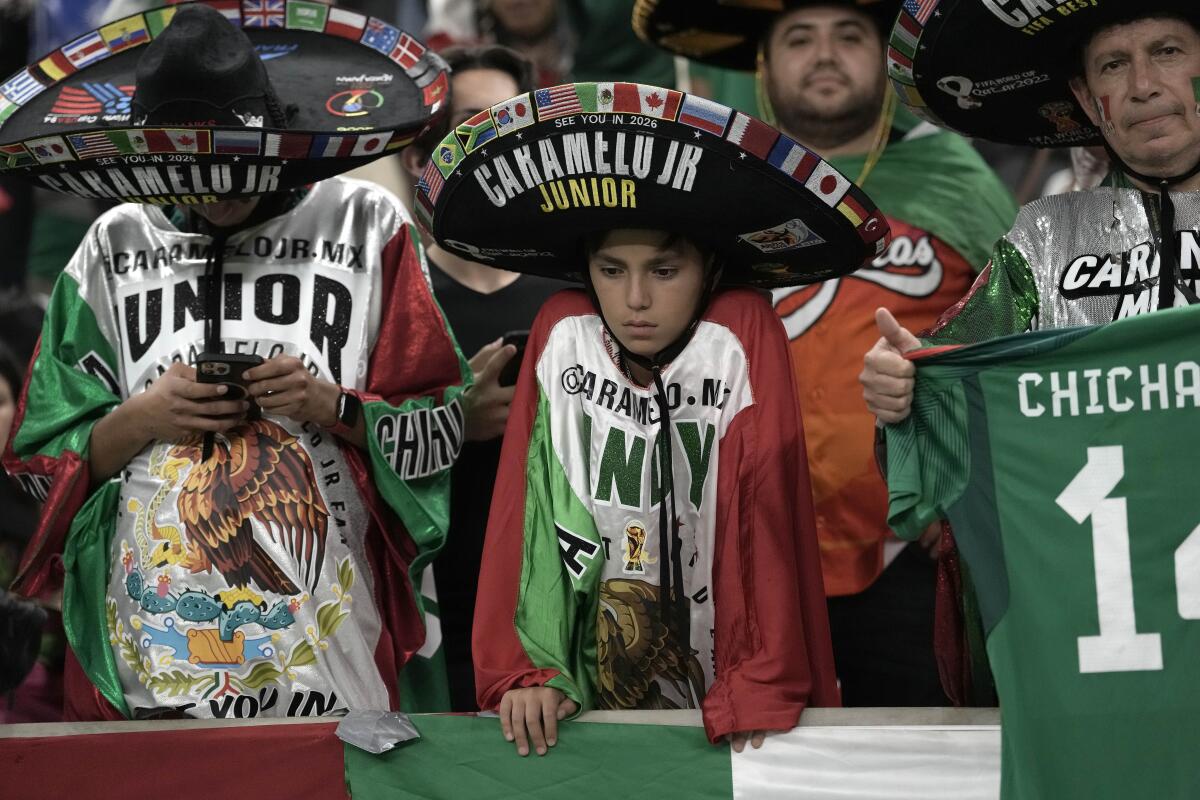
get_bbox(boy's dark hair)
[1070,11,1199,79]
[410,45,535,163]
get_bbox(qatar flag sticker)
[804,161,850,208]
[491,94,534,137]
[26,135,76,164]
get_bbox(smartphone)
[498,330,529,387]
[196,352,264,417]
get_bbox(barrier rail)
[0,708,1001,799]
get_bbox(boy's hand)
[727,729,785,752]
[498,686,578,756]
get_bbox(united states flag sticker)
[351,131,392,156]
[726,112,778,160]
[67,132,122,159]
[419,160,444,204]
[325,7,366,40]
[677,94,732,136]
[534,85,582,121]
[805,160,850,208]
[63,31,110,69]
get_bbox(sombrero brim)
[886,0,1198,147]
[418,82,889,289]
[633,0,901,71]
[0,1,447,203]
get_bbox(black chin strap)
[582,266,720,708]
[201,230,229,461]
[1105,145,1200,309]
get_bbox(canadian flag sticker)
[637,85,680,120]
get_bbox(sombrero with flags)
[884,0,1200,147]
[632,0,901,71]
[0,0,448,204]
[416,82,889,288]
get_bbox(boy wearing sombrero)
[636,0,1017,708]
[2,4,468,719]
[416,81,889,754]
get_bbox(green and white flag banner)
[0,709,1000,799]
[346,710,1001,799]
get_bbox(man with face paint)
[863,5,1200,423]
[857,4,1200,794]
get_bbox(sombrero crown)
[0,1,449,204]
[634,0,901,70]
[418,82,889,288]
[885,0,1200,147]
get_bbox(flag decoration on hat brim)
[214,129,264,154]
[242,0,286,28]
[767,136,819,183]
[1,70,45,106]
[285,0,326,31]
[492,94,535,136]
[360,17,401,54]
[456,109,497,153]
[419,159,445,204]
[0,142,34,168]
[534,85,584,121]
[0,3,448,204]
[887,47,914,84]
[726,111,778,159]
[420,82,889,289]
[326,7,367,39]
[36,51,77,83]
[202,0,242,23]
[677,94,732,135]
[903,0,939,26]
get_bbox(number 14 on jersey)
[1058,446,1200,674]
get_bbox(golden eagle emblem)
[167,418,330,598]
[596,579,706,711]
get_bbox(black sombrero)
[417,82,889,289]
[633,0,900,71]
[885,0,1200,147]
[0,1,447,204]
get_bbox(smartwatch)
[328,389,362,436]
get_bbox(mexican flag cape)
[473,289,839,743]
[4,177,469,719]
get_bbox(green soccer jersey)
[887,304,1200,799]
